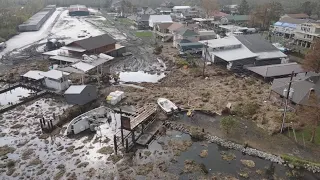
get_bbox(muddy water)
[119,71,166,83]
[0,87,36,105]
[155,130,320,180]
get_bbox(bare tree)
[200,0,220,18]
[298,89,320,143]
[302,39,320,73]
[249,2,283,29]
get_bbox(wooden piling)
[114,135,118,155]
[121,128,124,146]
[125,138,129,152]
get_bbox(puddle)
[119,71,165,83]
[0,87,36,106]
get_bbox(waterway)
[0,87,36,106]
[145,130,320,180]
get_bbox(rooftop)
[157,23,173,30]
[172,6,191,10]
[277,17,312,25]
[209,45,257,62]
[64,85,87,94]
[49,56,81,63]
[40,70,70,80]
[149,15,173,23]
[271,73,320,104]
[285,13,309,19]
[21,70,45,80]
[176,28,199,36]
[140,14,150,21]
[71,62,95,72]
[168,23,184,31]
[68,34,116,51]
[19,9,53,26]
[200,36,242,49]
[246,63,305,78]
[235,34,280,53]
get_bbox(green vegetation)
[281,154,320,168]
[233,102,260,118]
[0,0,45,40]
[293,126,320,145]
[118,18,134,25]
[220,116,237,134]
[135,31,153,37]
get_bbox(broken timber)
[118,104,158,152]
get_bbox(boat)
[157,98,178,114]
[65,106,112,136]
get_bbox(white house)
[41,70,70,91]
[200,36,258,70]
[294,23,320,48]
[273,17,311,39]
[172,6,191,14]
[149,15,173,28]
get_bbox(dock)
[115,104,160,152]
[136,120,163,146]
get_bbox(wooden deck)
[130,105,157,130]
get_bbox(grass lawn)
[288,126,320,145]
[135,31,153,37]
[118,18,134,25]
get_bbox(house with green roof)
[173,27,200,48]
[221,15,250,25]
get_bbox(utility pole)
[202,41,208,78]
[280,71,294,133]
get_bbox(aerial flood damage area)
[1,1,320,180]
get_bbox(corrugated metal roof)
[210,45,257,62]
[41,70,70,80]
[69,34,116,51]
[72,62,95,72]
[65,85,87,94]
[246,63,305,77]
[235,34,279,53]
[22,70,45,80]
[176,28,199,36]
[49,56,81,63]
[255,51,287,60]
[200,36,241,48]
[61,46,86,52]
[149,15,173,23]
[271,73,320,104]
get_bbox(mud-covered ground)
[0,8,163,74]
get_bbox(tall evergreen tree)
[238,0,249,15]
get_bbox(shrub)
[175,59,189,68]
[220,116,237,134]
[233,102,260,118]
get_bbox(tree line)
[0,0,45,41]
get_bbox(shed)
[64,85,97,105]
[149,15,173,28]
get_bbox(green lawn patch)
[118,18,134,25]
[281,154,320,168]
[135,31,153,37]
[287,126,320,145]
